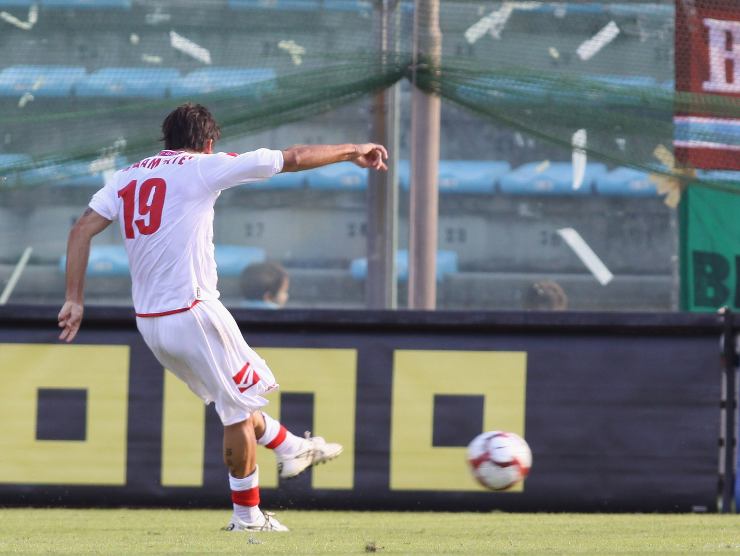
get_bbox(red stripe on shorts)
[231,487,260,507]
[136,299,200,318]
[233,362,250,385]
[265,425,287,449]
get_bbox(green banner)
[681,183,740,311]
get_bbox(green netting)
[0,0,737,193]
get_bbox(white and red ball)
[467,431,532,491]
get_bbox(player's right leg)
[252,411,343,479]
[135,303,289,531]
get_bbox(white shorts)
[136,299,278,426]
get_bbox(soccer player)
[57,103,388,532]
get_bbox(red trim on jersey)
[265,425,287,449]
[136,300,200,318]
[231,487,260,507]
[227,152,239,157]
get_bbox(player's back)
[88,148,284,315]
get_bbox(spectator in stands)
[240,261,289,309]
[522,280,568,310]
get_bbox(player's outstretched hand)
[352,143,388,171]
[58,300,84,343]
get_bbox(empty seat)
[249,170,306,190]
[18,155,125,187]
[306,162,366,191]
[171,67,276,98]
[228,0,320,10]
[59,244,267,277]
[0,65,86,97]
[59,244,129,276]
[214,245,266,276]
[457,75,549,105]
[499,162,606,195]
[399,160,510,194]
[350,249,458,282]
[596,167,657,196]
[41,0,131,7]
[76,68,180,98]
[697,170,740,183]
[0,153,31,187]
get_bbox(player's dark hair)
[161,103,221,151]
[240,262,289,301]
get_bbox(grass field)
[1,509,739,554]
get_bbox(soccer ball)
[467,431,532,491]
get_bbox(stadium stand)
[595,167,658,196]
[306,162,367,191]
[398,160,510,194]
[38,0,131,8]
[498,162,607,195]
[350,250,459,282]
[58,244,267,277]
[0,66,86,97]
[76,68,180,99]
[171,67,276,98]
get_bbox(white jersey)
[89,148,284,315]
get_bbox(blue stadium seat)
[0,66,86,97]
[41,0,131,8]
[76,68,180,98]
[499,162,606,195]
[248,170,306,190]
[0,153,31,187]
[59,245,129,277]
[697,170,740,184]
[0,153,31,170]
[18,155,126,187]
[350,249,458,282]
[0,1,34,6]
[306,162,366,191]
[228,0,320,10]
[214,245,266,277]
[171,67,276,98]
[595,167,658,196]
[457,75,549,105]
[60,244,266,277]
[398,160,509,194]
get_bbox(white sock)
[229,466,261,523]
[257,412,305,457]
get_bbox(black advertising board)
[0,306,723,512]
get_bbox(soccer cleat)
[223,511,289,532]
[277,432,343,479]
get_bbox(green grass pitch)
[0,509,739,554]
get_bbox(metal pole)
[719,307,738,513]
[409,0,441,309]
[367,0,400,309]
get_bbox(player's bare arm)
[58,207,112,343]
[281,143,388,172]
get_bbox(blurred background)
[0,0,733,312]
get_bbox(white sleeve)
[88,176,120,222]
[196,149,284,192]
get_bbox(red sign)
[675,0,740,170]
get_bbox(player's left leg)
[222,414,288,533]
[252,410,343,479]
